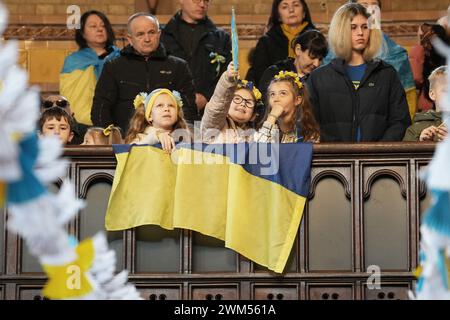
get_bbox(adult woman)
[306,3,410,142]
[246,0,316,87]
[60,10,120,126]
[258,29,328,98]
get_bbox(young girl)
[82,125,123,145]
[201,62,263,143]
[255,70,320,143]
[125,89,189,153]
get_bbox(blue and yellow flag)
[60,46,120,125]
[231,7,239,71]
[105,143,312,273]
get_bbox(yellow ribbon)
[210,52,226,77]
[103,124,113,137]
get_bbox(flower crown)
[133,89,184,121]
[133,90,184,110]
[237,79,262,101]
[274,71,303,90]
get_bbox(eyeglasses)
[192,0,211,4]
[42,99,69,109]
[232,94,255,109]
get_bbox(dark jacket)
[246,23,314,87]
[306,58,411,142]
[403,110,442,141]
[91,44,197,133]
[161,12,232,101]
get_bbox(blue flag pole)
[231,6,239,72]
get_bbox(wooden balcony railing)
[0,142,436,300]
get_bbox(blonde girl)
[125,89,189,153]
[82,125,123,145]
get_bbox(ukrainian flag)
[60,47,120,125]
[105,143,312,273]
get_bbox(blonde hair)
[124,104,189,144]
[328,3,382,62]
[428,65,448,91]
[84,126,123,145]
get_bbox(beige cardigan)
[201,72,255,144]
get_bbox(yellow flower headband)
[237,79,262,101]
[274,71,303,90]
[133,89,183,121]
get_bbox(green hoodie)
[403,110,442,141]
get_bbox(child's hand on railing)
[156,130,175,153]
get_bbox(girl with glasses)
[201,62,262,143]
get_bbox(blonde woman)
[306,3,410,142]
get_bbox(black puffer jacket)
[161,12,232,101]
[91,44,197,133]
[246,23,315,87]
[306,58,411,142]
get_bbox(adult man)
[91,13,197,133]
[161,0,231,114]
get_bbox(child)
[403,66,448,142]
[201,62,262,143]
[40,94,88,145]
[38,106,75,145]
[255,71,320,143]
[82,125,123,145]
[125,89,190,153]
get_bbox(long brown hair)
[124,103,189,143]
[262,77,320,142]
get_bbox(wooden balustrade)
[0,142,436,300]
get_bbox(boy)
[40,94,87,144]
[38,106,74,145]
[403,66,448,142]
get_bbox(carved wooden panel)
[77,177,125,271]
[364,283,411,300]
[135,284,182,300]
[134,225,181,273]
[16,284,48,300]
[190,284,240,300]
[20,239,44,274]
[307,283,354,300]
[363,165,409,271]
[307,171,353,271]
[252,284,299,300]
[192,233,237,273]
